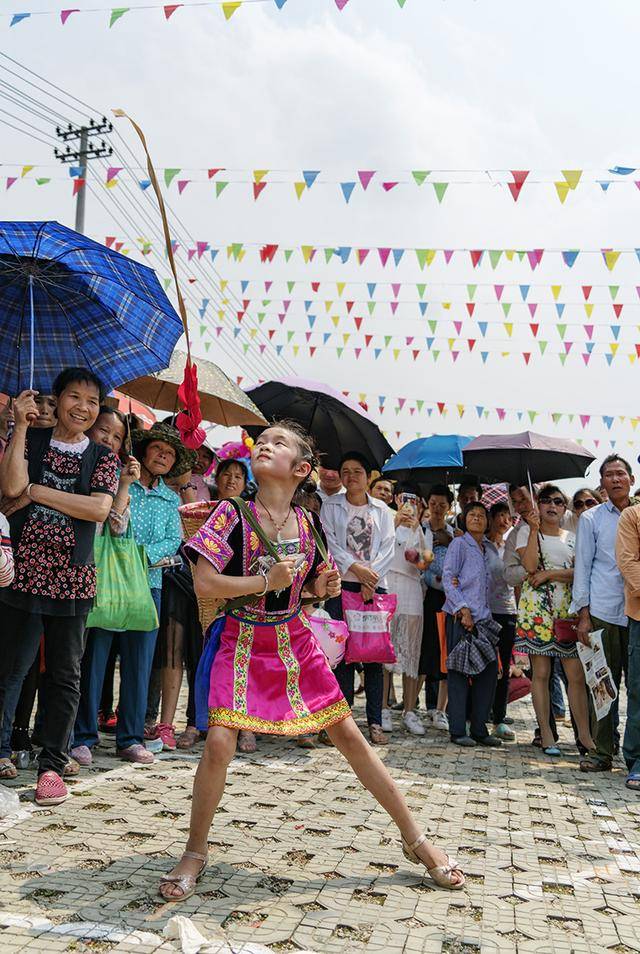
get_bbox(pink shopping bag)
[341,590,397,665]
[305,609,349,669]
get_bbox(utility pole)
[54,117,114,234]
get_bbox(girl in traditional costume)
[159,423,465,900]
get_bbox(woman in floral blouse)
[0,368,118,806]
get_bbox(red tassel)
[176,359,206,449]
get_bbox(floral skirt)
[513,581,578,659]
[205,611,351,734]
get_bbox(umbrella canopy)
[382,435,473,486]
[119,350,267,427]
[108,390,157,429]
[244,377,394,469]
[0,221,184,395]
[463,431,596,486]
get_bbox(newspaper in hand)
[576,629,618,722]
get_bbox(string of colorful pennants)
[6,0,410,28]
[4,164,640,204]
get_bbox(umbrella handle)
[28,274,35,392]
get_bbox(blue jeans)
[74,588,161,751]
[0,613,42,759]
[624,619,640,773]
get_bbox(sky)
[1,0,640,487]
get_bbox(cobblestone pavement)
[1,693,639,954]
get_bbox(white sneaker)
[432,709,449,732]
[403,711,426,736]
[381,709,393,733]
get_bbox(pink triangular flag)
[382,181,398,191]
[378,248,391,266]
[177,180,190,194]
[443,250,454,264]
[6,177,17,190]
[358,170,375,190]
[60,8,79,24]
[106,166,123,182]
[164,4,182,19]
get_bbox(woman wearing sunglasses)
[514,485,595,756]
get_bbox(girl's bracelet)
[254,570,269,597]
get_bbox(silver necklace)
[256,496,292,542]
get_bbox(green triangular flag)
[164,168,181,187]
[257,313,265,323]
[552,412,562,424]
[528,411,537,423]
[337,347,344,357]
[36,178,51,185]
[538,341,548,354]
[467,284,477,300]
[428,320,437,334]
[416,399,424,411]
[284,250,293,262]
[412,170,430,186]
[502,303,511,317]
[215,181,229,197]
[287,331,294,342]
[432,182,448,203]
[556,324,567,339]
[324,249,334,263]
[559,354,568,366]
[109,7,129,27]
[417,284,426,299]
[489,249,503,269]
[367,302,376,315]
[384,336,392,347]
[287,281,295,293]
[609,285,619,300]
[242,343,250,354]
[432,350,440,362]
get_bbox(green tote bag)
[86,522,159,632]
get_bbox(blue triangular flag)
[303,170,320,188]
[603,415,614,429]
[340,182,356,204]
[276,345,283,355]
[611,325,620,339]
[367,283,377,297]
[240,280,249,294]
[10,13,31,26]
[304,300,312,311]
[605,353,614,366]
[308,315,316,328]
[586,342,595,353]
[374,349,382,359]
[233,327,241,338]
[481,352,488,364]
[478,322,488,336]
[274,0,288,7]
[635,249,640,263]
[517,411,523,421]
[611,439,616,447]
[562,250,579,268]
[69,166,83,178]
[609,166,635,175]
[210,249,218,262]
[476,406,484,417]
[555,303,565,318]
[392,249,405,266]
[139,179,152,190]
[418,302,428,316]
[323,333,331,344]
[519,284,530,301]
[337,247,352,263]
[598,181,610,191]
[425,337,434,350]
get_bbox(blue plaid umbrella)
[0,221,184,395]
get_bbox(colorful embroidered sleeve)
[184,499,240,573]
[90,451,119,497]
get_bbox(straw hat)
[131,421,197,479]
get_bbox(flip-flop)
[0,758,17,779]
[625,772,640,791]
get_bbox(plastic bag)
[0,786,20,819]
[86,523,159,632]
[342,590,397,664]
[305,608,348,669]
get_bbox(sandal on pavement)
[237,731,257,753]
[369,724,389,746]
[176,726,201,750]
[579,753,611,772]
[626,771,640,791]
[62,758,80,777]
[0,758,17,779]
[296,734,317,749]
[401,834,465,890]
[159,850,208,902]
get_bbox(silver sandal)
[401,834,465,890]
[159,850,208,901]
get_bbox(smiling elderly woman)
[0,368,119,806]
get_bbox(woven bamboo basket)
[179,501,223,632]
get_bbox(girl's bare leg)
[561,657,595,750]
[160,726,238,898]
[327,716,463,882]
[530,655,554,748]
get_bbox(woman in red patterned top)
[0,368,119,806]
[158,422,464,901]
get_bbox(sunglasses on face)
[574,498,598,510]
[538,497,565,507]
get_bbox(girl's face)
[252,427,309,486]
[465,506,488,535]
[538,494,566,525]
[216,462,247,500]
[490,509,512,536]
[88,412,126,454]
[34,394,57,428]
[56,381,101,435]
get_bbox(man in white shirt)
[316,467,344,504]
[321,452,395,746]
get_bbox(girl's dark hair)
[96,404,130,454]
[426,483,454,505]
[52,367,105,403]
[260,419,320,496]
[216,458,249,485]
[461,500,489,531]
[536,484,567,506]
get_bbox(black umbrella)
[463,431,596,486]
[244,377,394,470]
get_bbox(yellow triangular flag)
[253,169,269,183]
[301,245,314,263]
[457,404,465,417]
[504,250,515,261]
[426,249,436,267]
[631,418,639,431]
[294,181,306,200]
[21,165,34,178]
[584,303,594,317]
[554,181,570,203]
[220,280,228,292]
[292,345,299,356]
[325,301,333,313]
[331,315,340,327]
[610,343,619,355]
[222,2,241,20]
[562,169,582,189]
[448,338,455,350]
[604,250,621,271]
[336,282,346,297]
[237,249,245,262]
[106,179,118,189]
[442,301,451,310]
[343,333,350,345]
[393,349,400,360]
[504,322,513,337]
[249,328,257,339]
[217,309,225,320]
[629,354,637,365]
[551,285,561,301]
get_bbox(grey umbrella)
[462,431,596,486]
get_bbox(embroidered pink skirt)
[208,612,351,734]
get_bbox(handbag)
[537,532,578,645]
[86,522,159,632]
[341,589,397,664]
[304,608,348,669]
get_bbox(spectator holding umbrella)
[0,369,119,805]
[321,452,395,745]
